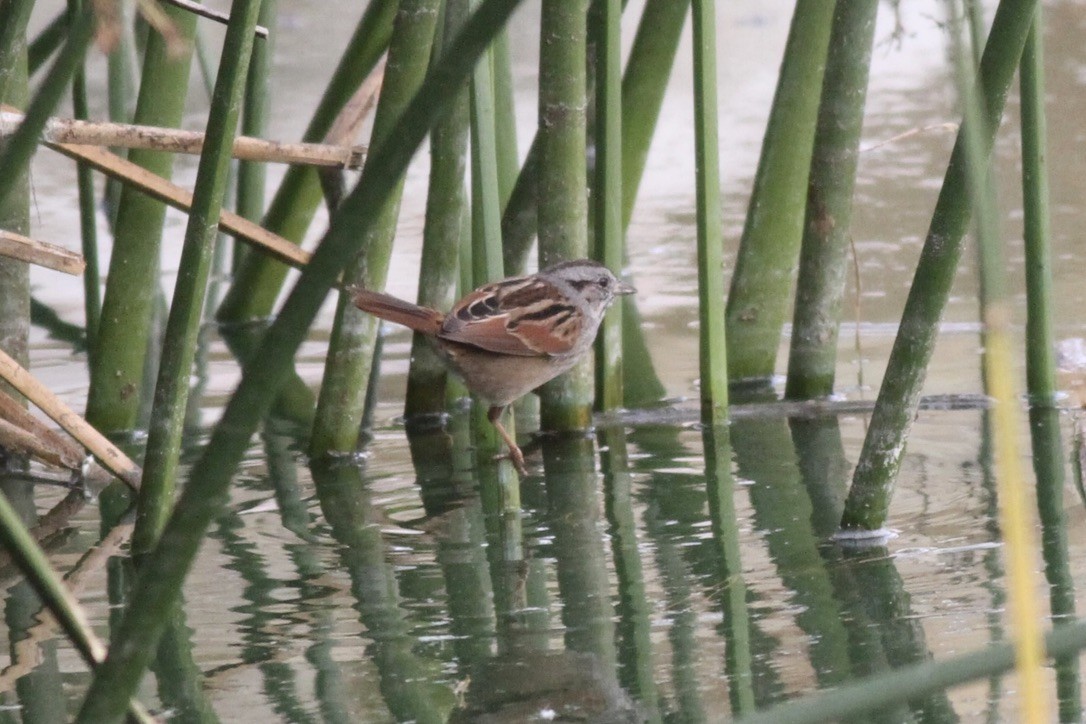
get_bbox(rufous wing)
[439,282,581,357]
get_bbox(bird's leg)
[487,405,527,475]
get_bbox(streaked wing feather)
[439,278,579,356]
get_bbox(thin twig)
[0,229,84,275]
[0,389,87,468]
[49,142,311,268]
[161,0,270,38]
[0,348,142,490]
[0,110,366,169]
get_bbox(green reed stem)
[620,0,688,230]
[0,0,33,105]
[86,6,198,434]
[736,618,1086,724]
[1020,10,1079,720]
[67,0,100,360]
[404,0,470,418]
[0,0,33,381]
[691,0,728,420]
[309,0,440,458]
[27,11,68,77]
[591,0,624,412]
[134,0,265,558]
[103,0,137,225]
[1021,14,1056,405]
[216,0,397,323]
[785,0,878,400]
[841,0,1038,531]
[0,494,153,722]
[76,5,528,714]
[467,0,513,460]
[536,0,592,431]
[0,6,93,212]
[236,0,277,230]
[491,29,518,208]
[724,0,836,383]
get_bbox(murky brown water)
[6,0,1086,721]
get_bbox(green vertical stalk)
[0,0,33,387]
[0,6,95,211]
[404,0,470,418]
[236,0,277,228]
[216,0,397,323]
[537,0,592,431]
[785,0,878,400]
[1021,14,1056,405]
[73,4,526,719]
[68,0,100,361]
[103,0,137,225]
[592,0,624,411]
[724,0,837,382]
[86,6,198,434]
[134,0,265,557]
[691,0,728,420]
[620,0,688,230]
[309,0,440,457]
[27,11,66,76]
[491,29,518,208]
[468,0,514,463]
[1021,11,1079,721]
[841,0,1039,530]
[0,493,152,722]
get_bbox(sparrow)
[349,258,636,473]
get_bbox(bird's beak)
[617,280,637,295]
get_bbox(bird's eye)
[598,276,610,288]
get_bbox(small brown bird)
[349,259,635,473]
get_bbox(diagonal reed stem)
[135,0,266,556]
[73,4,527,720]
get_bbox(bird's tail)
[347,286,444,335]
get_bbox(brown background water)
[7,0,1086,721]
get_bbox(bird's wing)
[439,278,582,357]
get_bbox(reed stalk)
[467,0,512,462]
[1021,14,1056,407]
[216,0,396,323]
[309,0,440,457]
[404,0,469,418]
[785,0,878,400]
[591,0,624,411]
[691,0,728,420]
[492,29,518,207]
[86,5,198,434]
[135,0,266,557]
[0,6,94,212]
[74,6,529,715]
[536,0,592,431]
[724,0,836,383]
[67,0,101,361]
[841,0,1038,530]
[736,617,1086,724]
[0,0,33,389]
[1020,9,1078,720]
[236,0,276,227]
[27,11,66,76]
[619,0,687,230]
[0,489,153,722]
